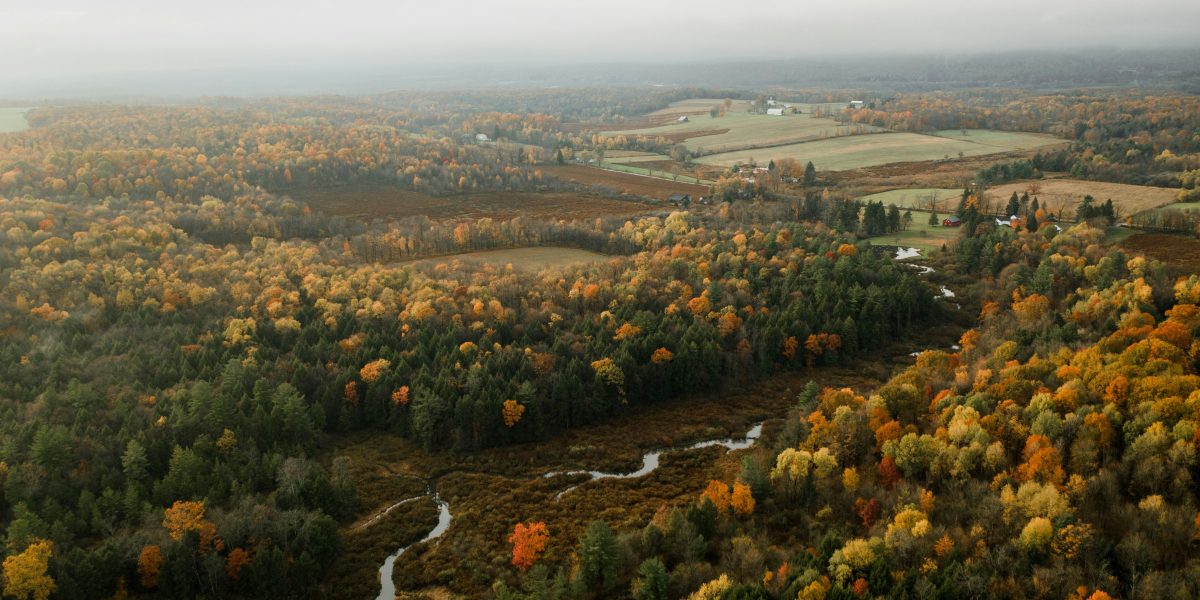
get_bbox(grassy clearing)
[698,129,1067,171]
[601,150,659,159]
[406,247,611,271]
[1104,226,1140,245]
[931,129,1067,151]
[598,162,714,185]
[1138,200,1200,216]
[0,107,31,133]
[606,109,877,154]
[858,188,962,211]
[606,153,673,164]
[867,219,963,254]
[644,98,754,116]
[696,132,1005,170]
[543,165,709,199]
[984,179,1180,218]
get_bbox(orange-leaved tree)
[508,521,549,571]
[731,482,756,516]
[138,545,163,588]
[226,548,251,580]
[701,480,732,513]
[392,385,410,406]
[163,500,208,541]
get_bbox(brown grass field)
[404,247,610,272]
[985,179,1179,218]
[833,153,1026,194]
[1122,233,1200,275]
[285,183,657,221]
[318,319,968,599]
[542,165,710,200]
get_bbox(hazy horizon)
[5,0,1200,98]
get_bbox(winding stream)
[894,247,958,304]
[357,495,424,533]
[376,487,452,600]
[893,247,963,353]
[542,423,764,498]
[373,422,762,597]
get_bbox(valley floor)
[321,318,967,599]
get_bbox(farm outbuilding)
[677,116,689,123]
[766,108,785,116]
[942,216,962,227]
[995,216,1024,228]
[667,193,691,206]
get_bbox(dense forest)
[0,101,938,598]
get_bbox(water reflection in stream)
[376,488,452,600]
[542,423,764,498]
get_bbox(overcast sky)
[4,0,1199,93]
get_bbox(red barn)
[942,216,962,227]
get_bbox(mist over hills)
[6,47,1200,103]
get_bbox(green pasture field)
[607,154,673,164]
[606,109,880,154]
[867,218,964,254]
[930,129,1067,151]
[598,162,714,185]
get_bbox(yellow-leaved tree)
[502,399,525,427]
[3,539,55,600]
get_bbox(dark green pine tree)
[1006,192,1020,217]
[633,558,669,600]
[579,521,620,591]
